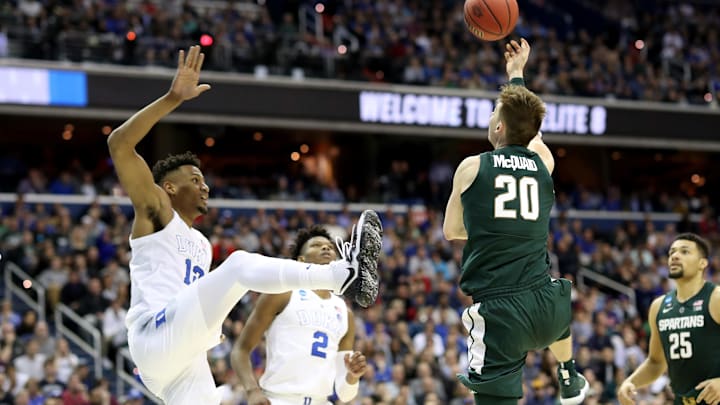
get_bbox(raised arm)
[617,296,668,404]
[443,156,480,241]
[503,39,555,174]
[107,45,210,237]
[528,133,555,174]
[231,293,291,405]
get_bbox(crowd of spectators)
[1,178,719,403]
[2,0,720,403]
[5,158,719,219]
[1,0,719,104]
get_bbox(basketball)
[464,0,519,41]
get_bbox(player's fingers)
[697,380,711,390]
[196,52,205,72]
[177,50,185,68]
[184,47,193,67]
[520,37,529,48]
[510,40,520,50]
[197,84,211,94]
[504,51,511,61]
[186,46,197,67]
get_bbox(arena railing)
[116,348,163,404]
[55,302,103,380]
[4,262,46,323]
[0,193,702,231]
[576,267,637,309]
[0,193,415,215]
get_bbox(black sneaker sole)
[349,210,382,307]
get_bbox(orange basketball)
[464,0,519,42]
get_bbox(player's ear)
[163,181,176,196]
[699,257,708,271]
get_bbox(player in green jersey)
[618,233,720,405]
[443,38,588,405]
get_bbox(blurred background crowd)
[1,188,719,404]
[1,0,719,405]
[1,0,719,104]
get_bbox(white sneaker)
[333,210,382,307]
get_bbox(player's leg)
[161,354,222,405]
[204,209,382,307]
[458,300,527,403]
[127,281,233,385]
[533,278,589,405]
[550,334,588,405]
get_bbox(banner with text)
[59,72,714,140]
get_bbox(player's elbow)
[106,130,123,151]
[443,223,467,241]
[442,226,455,241]
[107,128,131,153]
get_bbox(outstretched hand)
[168,45,211,102]
[504,38,530,78]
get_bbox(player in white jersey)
[232,226,367,405]
[107,45,382,405]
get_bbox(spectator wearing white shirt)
[102,299,127,364]
[412,322,444,359]
[14,339,46,381]
[32,321,56,358]
[53,338,78,384]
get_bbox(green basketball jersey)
[459,145,555,301]
[656,282,720,403]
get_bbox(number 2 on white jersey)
[494,175,539,220]
[311,331,329,358]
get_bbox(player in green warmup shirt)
[443,38,588,405]
[618,233,720,405]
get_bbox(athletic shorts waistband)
[471,275,551,302]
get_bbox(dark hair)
[673,232,710,258]
[498,85,546,146]
[291,225,335,260]
[151,152,201,184]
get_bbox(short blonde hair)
[498,85,546,146]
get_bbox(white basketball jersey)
[126,211,212,327]
[260,290,349,398]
